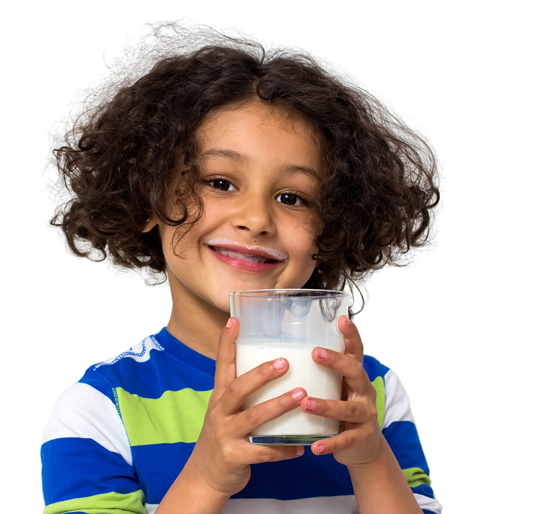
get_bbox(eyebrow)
[200,149,320,180]
[200,149,247,163]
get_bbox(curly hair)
[51,24,440,311]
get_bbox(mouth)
[206,238,287,272]
[211,248,276,264]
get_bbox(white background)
[1,1,543,512]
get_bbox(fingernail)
[316,444,325,454]
[317,348,328,359]
[296,446,304,456]
[273,358,287,370]
[225,318,233,329]
[292,389,304,402]
[306,398,317,411]
[346,318,352,325]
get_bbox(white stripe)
[383,372,443,513]
[146,493,439,513]
[383,369,415,429]
[414,493,443,513]
[145,494,443,514]
[222,495,358,513]
[145,497,357,513]
[42,382,132,466]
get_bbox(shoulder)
[93,333,165,370]
[42,334,164,457]
[364,354,405,402]
[75,335,168,403]
[364,354,409,398]
[89,333,165,386]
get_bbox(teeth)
[216,249,270,263]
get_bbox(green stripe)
[116,387,213,446]
[44,490,146,514]
[402,467,432,488]
[371,376,385,430]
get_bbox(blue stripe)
[41,438,140,505]
[383,421,431,477]
[78,368,116,402]
[84,329,215,399]
[131,442,353,504]
[236,451,353,500]
[412,483,436,498]
[131,442,195,504]
[153,328,216,378]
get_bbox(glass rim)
[229,288,350,299]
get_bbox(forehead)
[196,100,324,173]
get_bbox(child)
[42,25,442,514]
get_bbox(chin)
[214,282,269,314]
[212,289,235,314]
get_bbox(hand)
[183,317,306,497]
[300,316,384,470]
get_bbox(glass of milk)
[230,289,350,445]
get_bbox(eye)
[275,193,304,206]
[209,178,235,192]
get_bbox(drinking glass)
[230,289,350,445]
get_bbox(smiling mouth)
[205,239,288,271]
[210,247,278,264]
[206,238,288,262]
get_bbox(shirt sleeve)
[382,369,443,514]
[41,378,146,514]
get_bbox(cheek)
[290,217,319,255]
[194,195,227,230]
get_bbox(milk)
[236,338,342,439]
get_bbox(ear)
[142,216,158,233]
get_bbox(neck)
[165,270,230,360]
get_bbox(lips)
[206,239,287,272]
[212,248,274,264]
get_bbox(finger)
[219,357,292,414]
[311,347,369,394]
[338,316,364,363]
[310,431,356,456]
[234,387,307,434]
[213,317,240,394]
[246,443,305,464]
[310,427,381,458]
[300,396,376,424]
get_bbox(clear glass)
[230,289,350,445]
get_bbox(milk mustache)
[236,338,342,437]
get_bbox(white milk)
[236,339,342,437]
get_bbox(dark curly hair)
[51,24,439,312]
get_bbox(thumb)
[213,317,240,395]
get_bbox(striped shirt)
[41,327,442,513]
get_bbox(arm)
[156,317,306,514]
[299,316,425,514]
[346,438,425,513]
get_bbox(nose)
[230,192,276,237]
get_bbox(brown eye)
[210,178,234,191]
[276,193,303,206]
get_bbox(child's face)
[159,100,322,314]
